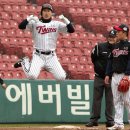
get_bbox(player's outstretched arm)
[59,14,75,33]
[19,15,39,29]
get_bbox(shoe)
[14,59,22,68]
[85,121,98,127]
[14,56,29,68]
[107,124,124,130]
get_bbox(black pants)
[90,76,114,124]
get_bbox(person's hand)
[104,76,110,85]
[59,14,70,24]
[1,83,7,89]
[27,15,39,23]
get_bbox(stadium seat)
[0,30,7,37]
[68,64,77,72]
[109,9,117,17]
[62,33,71,39]
[10,55,19,63]
[89,73,95,80]
[73,0,81,7]
[77,64,86,73]
[12,5,21,12]
[16,30,24,37]
[57,40,63,48]
[103,18,111,25]
[101,9,109,17]
[16,0,27,5]
[87,16,95,24]
[7,30,16,37]
[20,5,30,13]
[9,38,19,46]
[79,32,88,40]
[3,71,14,79]
[13,71,25,79]
[92,8,101,16]
[10,20,18,29]
[113,1,121,9]
[83,41,93,49]
[120,18,128,25]
[76,8,85,16]
[28,5,37,14]
[106,1,114,9]
[121,2,129,9]
[75,24,85,32]
[69,7,76,15]
[71,33,80,40]
[2,21,10,29]
[0,12,10,20]
[24,31,32,38]
[66,0,74,6]
[81,0,90,7]
[111,17,120,25]
[74,41,84,48]
[83,48,91,56]
[86,65,94,72]
[56,48,65,56]
[116,10,126,17]
[62,56,71,64]
[73,48,83,56]
[70,56,79,63]
[2,55,10,63]
[65,48,74,56]
[0,37,9,44]
[0,63,8,71]
[7,63,14,71]
[3,5,12,12]
[84,8,93,16]
[11,12,22,22]
[63,40,74,48]
[97,0,106,8]
[79,56,87,64]
[0,0,8,4]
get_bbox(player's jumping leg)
[45,53,66,81]
[14,54,43,79]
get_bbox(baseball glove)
[118,78,129,92]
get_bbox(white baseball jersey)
[26,20,67,51]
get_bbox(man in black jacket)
[105,24,130,130]
[86,30,117,128]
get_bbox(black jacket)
[91,42,113,79]
[106,40,130,76]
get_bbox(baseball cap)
[108,29,117,38]
[113,24,129,32]
[42,3,53,11]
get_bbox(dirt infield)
[0,125,129,130]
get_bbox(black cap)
[42,3,53,11]
[108,29,117,38]
[113,24,129,33]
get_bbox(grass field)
[0,124,129,130]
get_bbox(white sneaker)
[107,124,124,130]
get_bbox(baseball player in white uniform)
[14,3,75,80]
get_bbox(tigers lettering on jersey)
[112,48,128,57]
[36,25,57,34]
